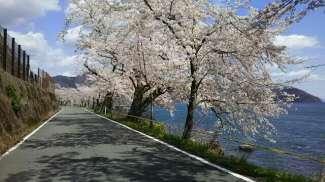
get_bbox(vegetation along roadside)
[88,108,319,182]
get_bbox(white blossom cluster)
[58,0,305,141]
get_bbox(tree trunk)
[92,97,95,109]
[182,85,198,140]
[102,92,113,112]
[106,93,113,111]
[127,85,165,122]
[95,94,101,110]
[182,59,198,140]
[128,87,150,120]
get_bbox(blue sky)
[0,0,324,99]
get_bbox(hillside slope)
[52,74,87,88]
[0,70,58,141]
[280,88,322,103]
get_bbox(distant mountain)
[53,75,322,103]
[279,88,322,103]
[321,98,325,103]
[52,74,87,89]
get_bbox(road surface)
[0,107,248,181]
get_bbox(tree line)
[57,0,324,141]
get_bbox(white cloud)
[47,54,86,69]
[274,35,320,51]
[26,22,35,32]
[64,2,77,15]
[0,0,61,28]
[294,55,320,61]
[308,74,325,81]
[62,71,77,77]
[8,30,82,76]
[271,70,310,77]
[56,26,86,47]
[265,63,279,71]
[270,70,325,81]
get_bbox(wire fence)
[0,25,54,92]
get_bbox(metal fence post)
[27,55,30,82]
[42,71,45,89]
[38,68,40,87]
[11,38,15,75]
[3,29,7,71]
[18,45,21,78]
[0,27,54,91]
[44,71,46,90]
[34,74,37,85]
[30,71,33,84]
[23,51,26,81]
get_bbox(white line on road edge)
[0,108,64,162]
[84,109,255,182]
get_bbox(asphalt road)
[0,107,248,182]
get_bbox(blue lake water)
[153,103,325,176]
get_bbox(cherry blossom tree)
[60,0,185,119]
[254,0,324,25]
[84,66,133,110]
[55,85,83,106]
[137,0,303,140]
[55,71,130,109]
[60,0,305,141]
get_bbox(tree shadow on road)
[4,110,239,182]
[5,148,234,182]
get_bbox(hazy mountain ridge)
[53,74,87,89]
[53,75,323,103]
[279,88,322,103]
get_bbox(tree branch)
[84,60,110,83]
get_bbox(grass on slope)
[91,109,314,182]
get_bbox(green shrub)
[5,84,21,114]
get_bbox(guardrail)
[0,25,54,93]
